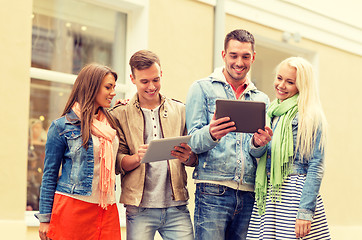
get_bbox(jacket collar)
[130,93,166,110]
[210,67,258,93]
[64,110,81,124]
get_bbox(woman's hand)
[39,222,51,240]
[295,219,311,238]
[252,126,273,147]
[115,98,130,105]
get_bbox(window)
[27,0,127,224]
[31,0,127,76]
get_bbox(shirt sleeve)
[186,81,219,154]
[35,121,66,222]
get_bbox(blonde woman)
[247,57,330,239]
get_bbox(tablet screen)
[215,99,265,133]
[141,135,192,163]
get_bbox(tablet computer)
[141,135,192,163]
[215,99,265,133]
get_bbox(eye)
[243,55,251,59]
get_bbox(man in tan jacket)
[110,50,196,240]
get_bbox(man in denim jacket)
[185,29,270,240]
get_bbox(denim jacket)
[249,113,325,221]
[35,110,95,222]
[186,67,270,186]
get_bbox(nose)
[277,80,285,88]
[110,88,116,96]
[148,81,155,90]
[235,57,243,67]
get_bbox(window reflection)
[27,119,46,211]
[32,0,123,76]
[27,79,72,211]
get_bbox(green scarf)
[255,93,299,215]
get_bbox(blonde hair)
[276,57,327,160]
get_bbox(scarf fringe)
[254,94,299,216]
[72,102,116,209]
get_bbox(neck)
[95,107,100,115]
[138,95,161,110]
[223,69,247,89]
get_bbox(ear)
[222,50,226,61]
[130,74,135,84]
[251,51,256,63]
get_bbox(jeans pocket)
[199,183,227,196]
[126,206,148,219]
[175,205,189,213]
[247,191,255,200]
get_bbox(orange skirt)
[47,193,121,240]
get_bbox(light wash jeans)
[194,183,255,240]
[126,205,194,240]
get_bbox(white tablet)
[215,99,266,133]
[140,135,192,163]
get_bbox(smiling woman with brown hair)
[35,63,122,240]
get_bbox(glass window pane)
[27,79,72,211]
[32,0,126,82]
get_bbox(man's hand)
[171,143,192,163]
[209,114,236,140]
[121,144,148,172]
[136,144,148,163]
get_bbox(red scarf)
[72,102,116,209]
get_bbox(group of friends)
[35,29,331,240]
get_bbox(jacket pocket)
[207,98,216,114]
[63,129,87,183]
[63,130,83,155]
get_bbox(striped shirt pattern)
[247,175,331,239]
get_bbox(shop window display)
[27,79,72,211]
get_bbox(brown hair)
[224,29,255,52]
[62,63,119,149]
[129,50,161,76]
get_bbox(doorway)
[252,36,317,101]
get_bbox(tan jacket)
[110,93,192,206]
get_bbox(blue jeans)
[126,205,194,240]
[194,183,255,240]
